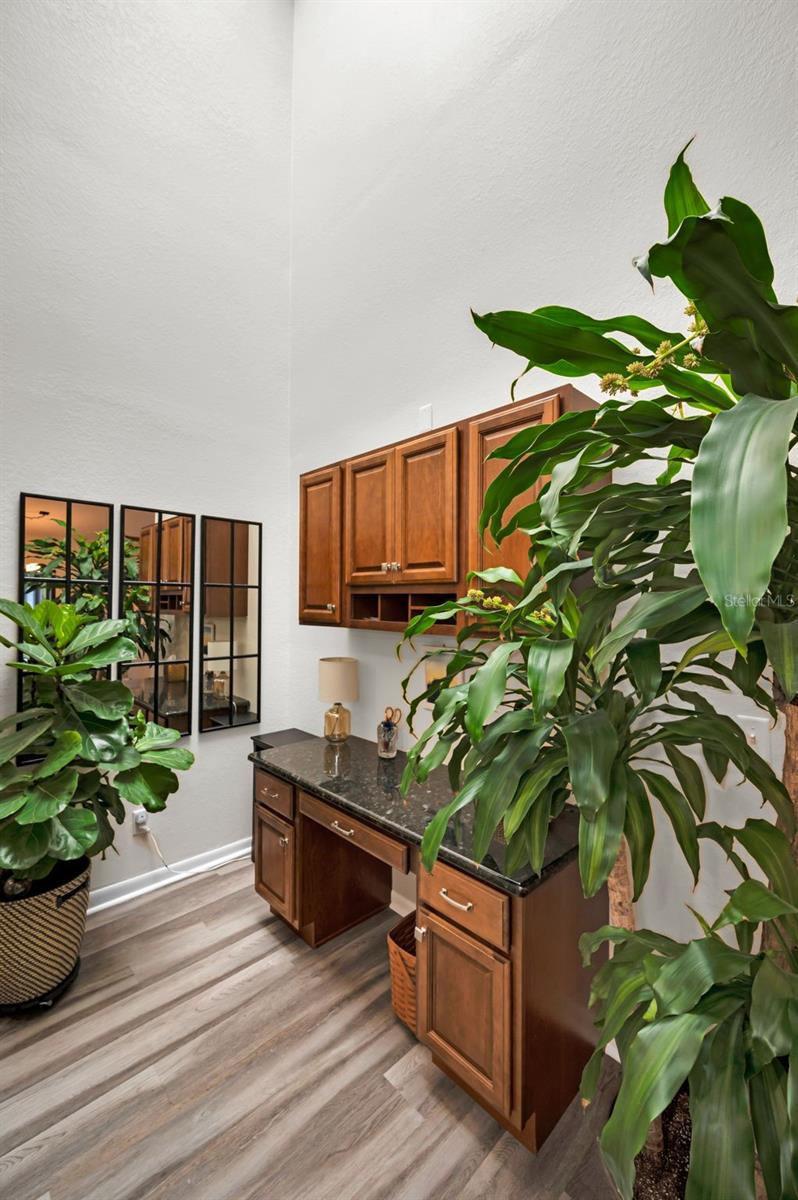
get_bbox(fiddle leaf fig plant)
[0,598,193,892]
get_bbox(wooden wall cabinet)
[467,394,558,586]
[299,466,342,623]
[299,385,596,630]
[344,448,396,585]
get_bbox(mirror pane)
[204,519,231,584]
[157,663,191,733]
[231,657,259,725]
[23,497,68,578]
[232,601,259,655]
[122,508,158,582]
[121,663,156,721]
[71,502,111,579]
[71,582,110,620]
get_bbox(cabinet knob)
[392,562,401,572]
[279,836,288,849]
[380,562,389,573]
[326,602,336,612]
[414,925,427,942]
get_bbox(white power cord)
[142,824,252,878]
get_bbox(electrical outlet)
[734,713,773,764]
[132,807,150,837]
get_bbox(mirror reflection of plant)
[25,524,170,661]
[0,598,193,897]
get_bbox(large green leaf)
[749,957,798,1066]
[0,716,53,766]
[592,585,706,676]
[49,806,99,860]
[504,750,566,839]
[114,763,180,813]
[691,394,798,652]
[0,820,52,870]
[734,820,798,936]
[652,937,752,1016]
[638,769,700,884]
[714,878,798,930]
[0,598,48,646]
[472,726,550,860]
[526,636,574,720]
[65,618,127,656]
[563,709,618,818]
[749,1059,794,1200]
[627,638,661,705]
[578,760,627,896]
[420,766,490,871]
[760,618,798,701]
[686,1010,755,1200]
[600,1011,719,1200]
[464,642,520,743]
[623,768,655,901]
[56,636,137,674]
[663,140,708,234]
[663,744,706,819]
[63,680,134,720]
[16,768,79,825]
[33,731,82,779]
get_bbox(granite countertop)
[248,734,578,897]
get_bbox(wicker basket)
[387,910,417,1032]
[0,857,90,1013]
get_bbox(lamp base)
[323,702,351,744]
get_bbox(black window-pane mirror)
[19,493,114,706]
[199,516,261,732]
[120,506,196,736]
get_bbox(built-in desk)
[248,735,607,1151]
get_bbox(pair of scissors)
[383,706,402,727]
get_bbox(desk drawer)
[419,860,509,953]
[254,769,295,821]
[299,791,409,873]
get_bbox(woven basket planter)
[0,857,90,1014]
[387,910,417,1033]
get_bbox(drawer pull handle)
[279,836,288,849]
[439,887,473,913]
[262,787,281,801]
[332,819,355,838]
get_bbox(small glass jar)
[377,720,399,759]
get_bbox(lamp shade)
[318,656,359,703]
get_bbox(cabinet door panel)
[468,395,559,586]
[417,909,511,1115]
[299,466,341,623]
[344,449,395,584]
[395,428,458,583]
[254,804,295,925]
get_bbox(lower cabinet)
[254,802,296,926]
[415,908,511,1116]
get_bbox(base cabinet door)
[254,804,295,925]
[299,465,342,623]
[416,909,511,1115]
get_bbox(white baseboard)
[88,837,252,914]
[390,889,415,918]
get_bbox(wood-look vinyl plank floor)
[0,860,618,1200]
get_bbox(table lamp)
[318,656,359,744]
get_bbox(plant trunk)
[609,836,635,930]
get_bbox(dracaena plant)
[0,598,193,893]
[400,143,798,1199]
[401,574,792,901]
[580,817,798,1200]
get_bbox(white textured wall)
[287,0,798,936]
[0,0,294,888]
